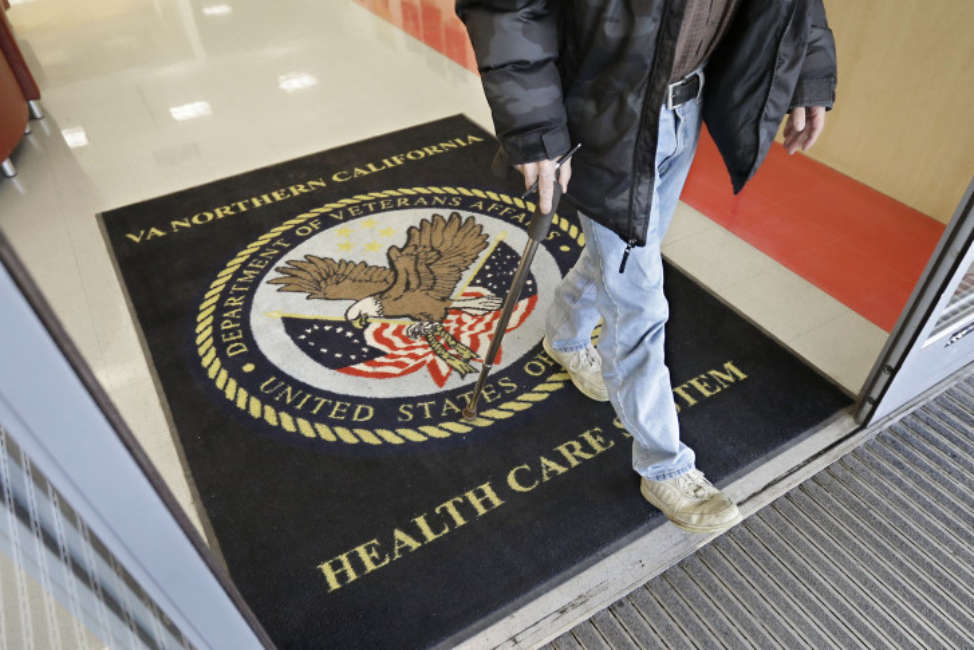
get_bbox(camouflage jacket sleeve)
[455,0,571,165]
[790,0,837,110]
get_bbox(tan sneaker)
[542,336,609,402]
[640,469,742,534]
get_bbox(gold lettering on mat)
[123,133,486,244]
[672,361,748,413]
[316,426,618,592]
[315,359,749,592]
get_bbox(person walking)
[456,0,837,534]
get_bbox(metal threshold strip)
[550,366,974,650]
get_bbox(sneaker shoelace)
[674,469,717,499]
[567,346,600,372]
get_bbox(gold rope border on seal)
[195,186,585,446]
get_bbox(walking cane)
[462,145,579,420]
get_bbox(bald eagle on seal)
[268,212,503,375]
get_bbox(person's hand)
[514,156,572,213]
[783,105,827,155]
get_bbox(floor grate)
[548,370,974,650]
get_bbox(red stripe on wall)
[400,0,421,40]
[356,0,479,72]
[420,3,444,53]
[683,130,944,332]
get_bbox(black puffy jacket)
[456,0,837,247]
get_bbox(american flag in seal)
[273,213,537,388]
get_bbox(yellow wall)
[790,0,974,223]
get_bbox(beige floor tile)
[662,200,721,245]
[662,221,781,292]
[787,309,889,396]
[719,263,855,344]
[109,377,206,537]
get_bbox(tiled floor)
[1,1,889,536]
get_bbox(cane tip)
[462,407,477,421]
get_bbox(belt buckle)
[665,68,705,111]
[665,79,678,111]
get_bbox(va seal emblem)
[194,187,583,447]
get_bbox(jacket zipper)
[619,239,636,273]
[622,0,671,273]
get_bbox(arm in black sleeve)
[455,0,570,164]
[790,0,837,110]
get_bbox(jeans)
[545,90,703,481]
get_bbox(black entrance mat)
[99,115,852,649]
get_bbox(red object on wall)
[420,2,444,53]
[355,0,479,72]
[0,3,40,101]
[0,3,32,168]
[0,47,27,164]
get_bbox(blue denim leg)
[544,93,703,481]
[544,240,602,352]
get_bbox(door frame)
[855,178,974,425]
[0,232,275,649]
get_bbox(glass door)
[856,178,974,425]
